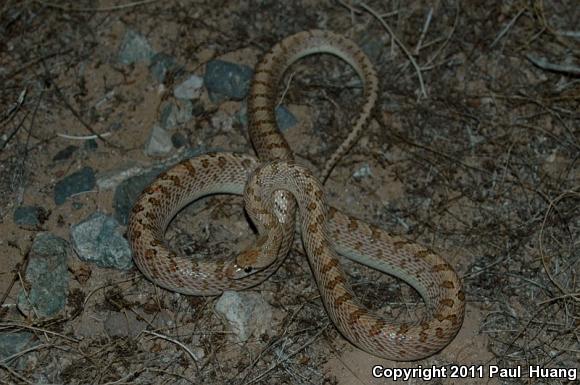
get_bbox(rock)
[112,147,208,224]
[160,101,193,130]
[238,103,297,132]
[145,124,174,156]
[84,139,98,151]
[54,166,96,205]
[171,132,187,148]
[358,33,386,65]
[204,59,253,102]
[274,105,298,131]
[13,205,48,228]
[17,233,69,317]
[70,211,133,270]
[52,145,78,161]
[117,29,155,65]
[173,74,204,100]
[353,163,372,179]
[214,291,273,342]
[149,52,179,83]
[104,311,147,338]
[0,332,37,368]
[191,99,205,116]
[210,110,235,132]
[113,169,162,225]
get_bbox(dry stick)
[422,0,459,69]
[57,132,113,140]
[0,343,52,364]
[34,0,159,12]
[526,54,580,76]
[538,189,580,300]
[1,87,26,127]
[414,7,433,55]
[345,0,428,98]
[557,30,580,39]
[143,368,195,384]
[385,124,488,174]
[237,326,322,384]
[11,86,43,205]
[0,249,30,308]
[0,323,80,343]
[241,324,329,385]
[0,362,35,385]
[82,276,140,309]
[142,330,200,365]
[490,8,526,47]
[237,301,315,383]
[40,61,121,150]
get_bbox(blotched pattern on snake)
[128,30,465,360]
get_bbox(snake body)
[128,30,465,360]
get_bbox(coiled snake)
[128,30,465,360]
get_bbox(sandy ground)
[1,1,578,384]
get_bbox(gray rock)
[160,101,193,129]
[353,163,373,179]
[214,291,273,342]
[71,211,133,270]
[13,205,47,227]
[118,29,155,65]
[84,139,98,151]
[0,332,37,367]
[52,145,78,161]
[17,233,69,317]
[358,34,386,65]
[104,311,147,338]
[54,166,96,205]
[113,147,208,224]
[171,132,187,148]
[149,52,178,83]
[238,103,297,132]
[173,74,204,100]
[204,59,253,102]
[113,168,162,225]
[274,105,298,131]
[191,99,205,116]
[145,124,174,156]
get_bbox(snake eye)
[244,266,253,274]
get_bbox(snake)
[128,30,465,360]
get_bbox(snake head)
[226,234,283,279]
[225,261,256,280]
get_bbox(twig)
[526,54,580,76]
[57,132,113,140]
[277,72,296,108]
[414,7,433,55]
[556,30,580,39]
[34,0,159,12]
[0,322,80,343]
[241,324,329,385]
[423,0,459,68]
[0,363,35,385]
[538,189,580,300]
[41,60,121,149]
[0,247,30,310]
[341,1,428,98]
[142,330,201,364]
[0,343,51,364]
[490,8,526,47]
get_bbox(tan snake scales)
[128,30,465,360]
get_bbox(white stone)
[145,124,174,157]
[214,291,273,342]
[174,75,204,100]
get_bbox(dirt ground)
[1,1,578,384]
